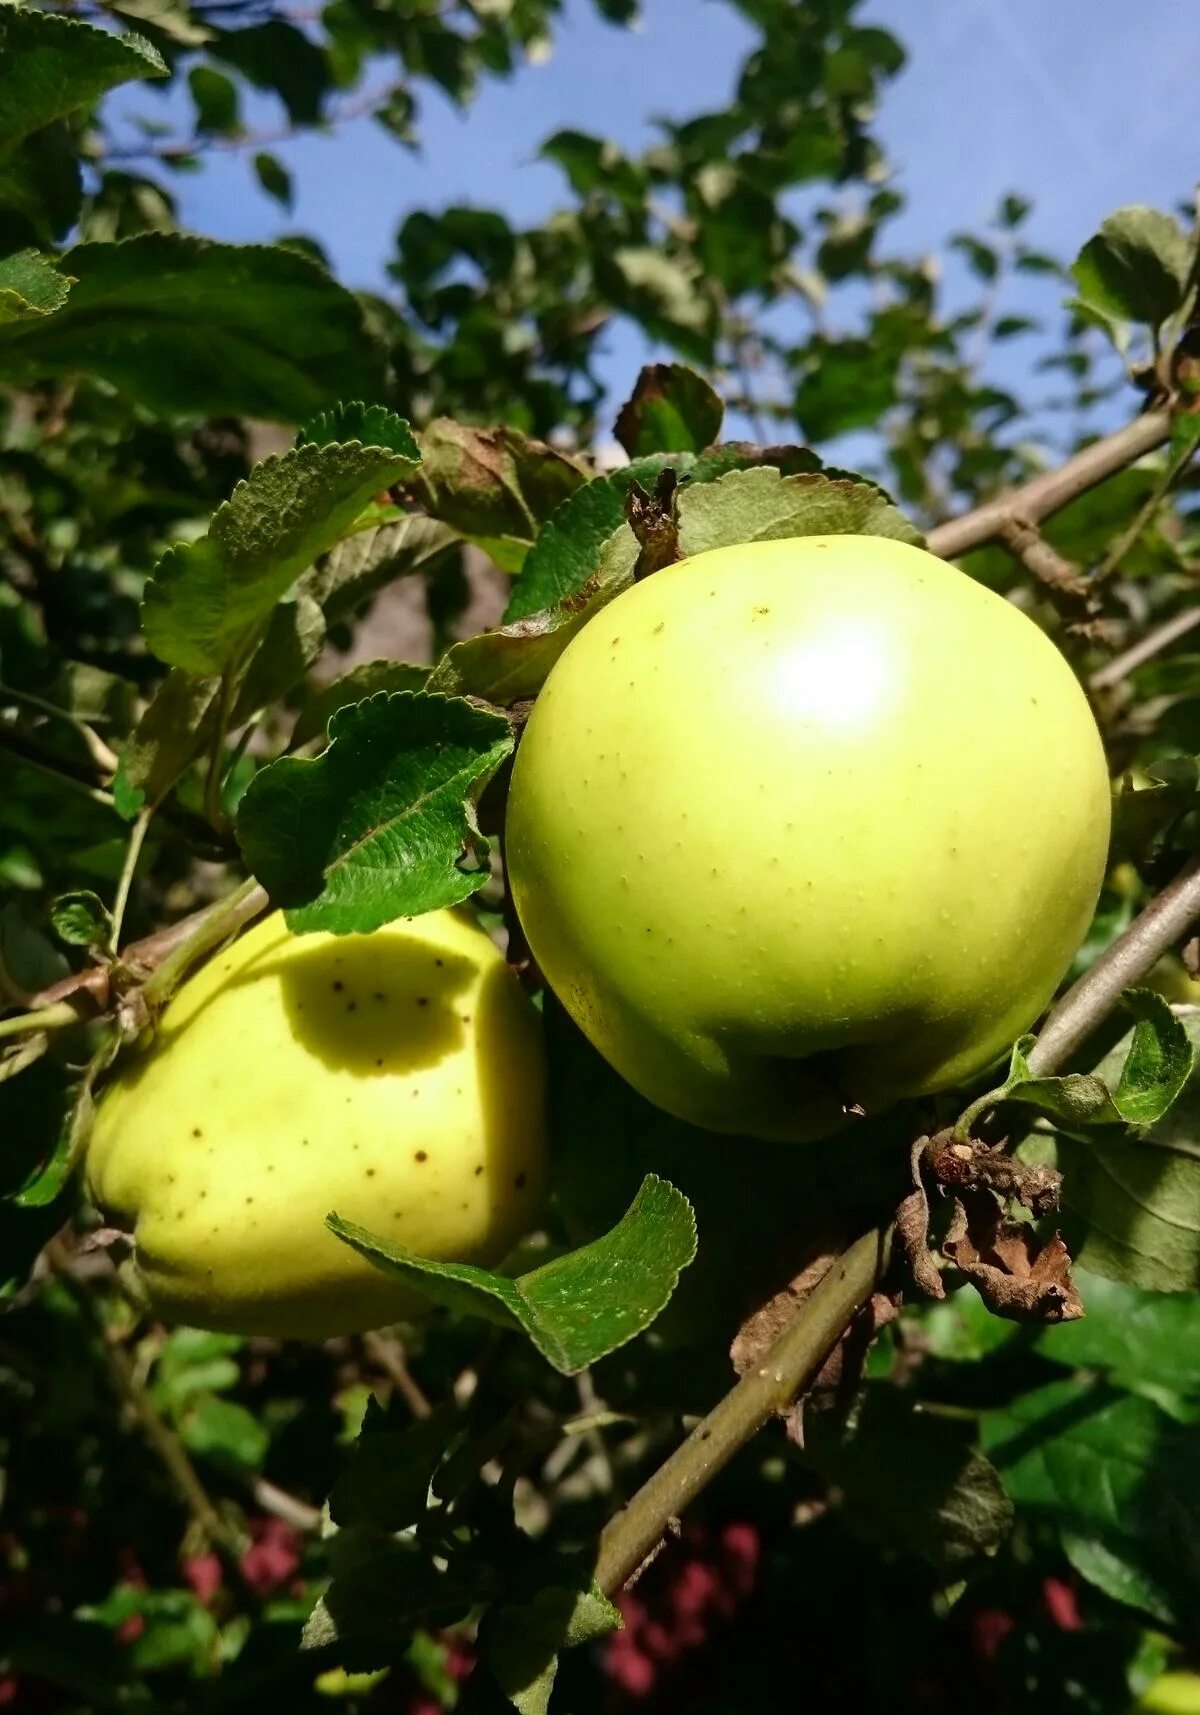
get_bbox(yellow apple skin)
[87,909,547,1337]
[507,535,1111,1142]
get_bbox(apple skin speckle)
[86,909,548,1339]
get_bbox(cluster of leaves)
[5,1,1200,1711]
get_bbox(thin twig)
[363,1330,433,1418]
[594,1229,892,1594]
[46,1240,247,1568]
[140,878,267,1011]
[927,409,1171,560]
[109,808,152,952]
[0,999,90,1042]
[1097,437,1197,580]
[1029,853,1200,1074]
[0,681,119,774]
[593,846,1200,1593]
[1089,602,1200,692]
[995,517,1089,601]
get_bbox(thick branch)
[1029,854,1200,1073]
[594,849,1200,1594]
[927,410,1171,560]
[595,1228,891,1593]
[1089,603,1200,692]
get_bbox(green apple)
[506,534,1111,1142]
[87,909,546,1337]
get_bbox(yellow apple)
[87,909,547,1337]
[506,535,1111,1142]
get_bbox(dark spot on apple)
[373,991,386,1002]
[245,1196,253,1205]
[333,980,344,991]
[515,1172,527,1189]
[474,1164,484,1176]
[416,996,428,1007]
[415,1150,428,1163]
[375,1057,384,1067]
[346,1000,357,1012]
[366,1168,376,1177]
[435,957,444,967]
[192,1126,203,1138]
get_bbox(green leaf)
[1071,206,1193,332]
[982,1380,1200,1626]
[614,364,724,457]
[503,457,675,621]
[188,65,239,135]
[292,661,430,751]
[329,1174,697,1375]
[427,526,637,704]
[992,991,1193,1131]
[180,1394,269,1470]
[0,234,385,421]
[113,670,223,817]
[301,513,460,624]
[236,691,513,935]
[479,1582,622,1715]
[142,435,417,676]
[504,445,820,622]
[410,419,587,575]
[297,403,420,461]
[0,249,71,325]
[328,1397,457,1532]
[211,19,327,126]
[0,7,166,154]
[675,466,923,555]
[252,151,293,210]
[540,129,645,207]
[1038,1268,1200,1397]
[50,890,112,949]
[804,1385,1013,1570]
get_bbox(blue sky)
[111,0,1199,429]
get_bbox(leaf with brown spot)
[408,419,587,573]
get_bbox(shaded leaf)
[614,364,723,457]
[292,661,430,750]
[252,151,294,210]
[50,890,112,949]
[302,513,460,624]
[1071,206,1193,331]
[0,234,385,421]
[329,1174,697,1375]
[479,1582,621,1715]
[0,249,71,325]
[804,1385,1013,1570]
[1038,1268,1200,1396]
[410,420,587,574]
[237,691,512,934]
[983,1380,1200,1626]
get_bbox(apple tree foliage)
[3,1,1200,1710]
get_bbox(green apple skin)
[506,535,1111,1142]
[87,909,547,1337]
